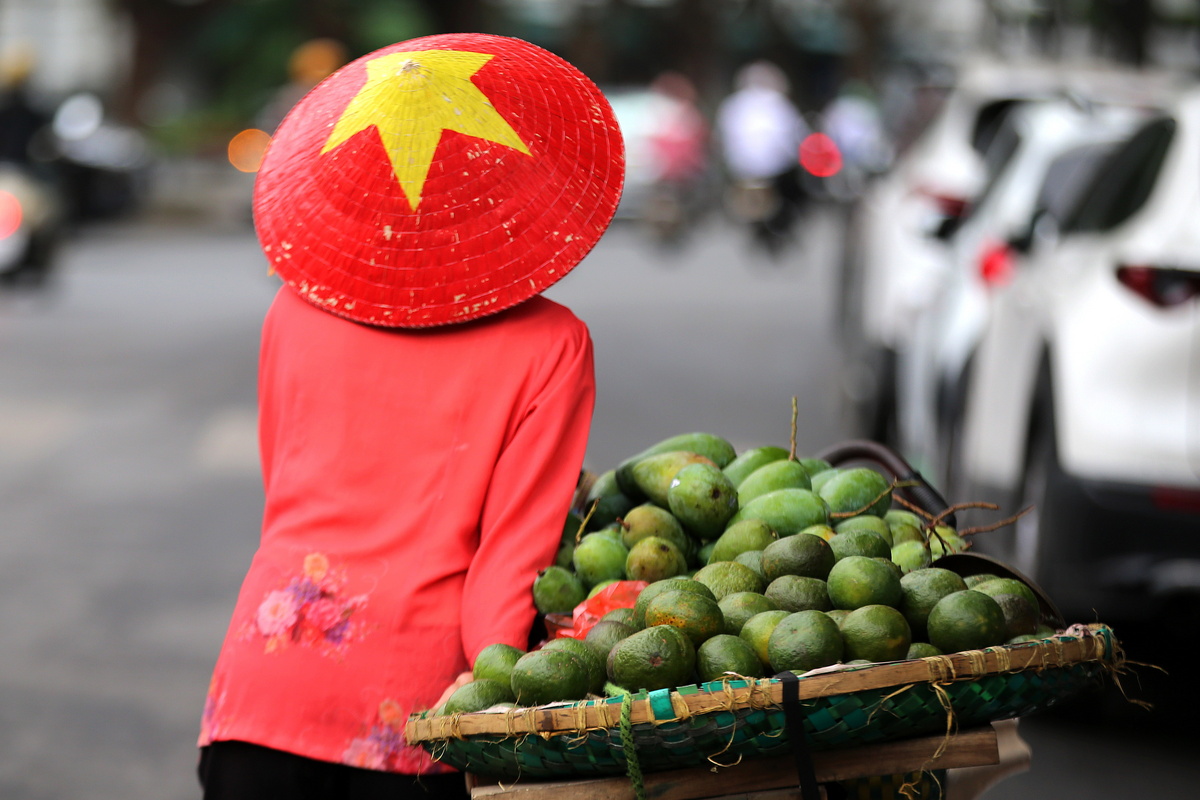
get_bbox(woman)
[198,33,624,799]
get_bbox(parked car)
[838,58,1183,446]
[894,95,1155,492]
[955,84,1200,621]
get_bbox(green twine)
[619,692,646,800]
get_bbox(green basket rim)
[406,622,1118,744]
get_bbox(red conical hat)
[253,33,625,327]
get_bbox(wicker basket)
[405,623,1119,781]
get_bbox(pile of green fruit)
[437,432,1058,715]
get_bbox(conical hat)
[253,33,625,327]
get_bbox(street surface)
[0,205,1194,798]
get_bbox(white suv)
[838,57,1172,444]
[895,97,1154,492]
[957,85,1200,621]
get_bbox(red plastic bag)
[555,580,647,640]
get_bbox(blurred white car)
[895,96,1155,490]
[957,85,1200,620]
[839,58,1182,445]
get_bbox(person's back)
[717,61,807,182]
[204,290,594,774]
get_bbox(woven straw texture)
[406,624,1117,781]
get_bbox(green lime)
[926,590,1008,653]
[761,533,836,582]
[708,519,776,563]
[764,575,831,613]
[692,561,766,600]
[696,634,764,682]
[890,540,933,574]
[718,591,778,635]
[835,514,893,544]
[839,604,911,663]
[906,641,943,659]
[827,555,903,610]
[739,609,791,666]
[990,593,1040,640]
[766,610,844,673]
[828,528,892,561]
[898,567,968,639]
[971,577,1040,612]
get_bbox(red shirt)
[199,287,595,773]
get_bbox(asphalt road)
[0,206,1194,798]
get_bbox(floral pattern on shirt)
[243,552,370,658]
[342,698,454,774]
[199,672,227,745]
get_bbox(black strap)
[778,671,821,799]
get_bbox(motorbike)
[0,160,62,288]
[724,167,808,256]
[1,91,149,291]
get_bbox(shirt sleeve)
[459,321,596,664]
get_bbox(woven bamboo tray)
[405,623,1119,781]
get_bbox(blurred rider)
[716,61,809,251]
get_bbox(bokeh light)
[228,129,272,173]
[799,133,842,178]
[0,190,23,239]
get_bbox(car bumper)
[1039,476,1200,621]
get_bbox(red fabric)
[199,286,595,774]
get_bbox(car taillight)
[1151,486,1200,514]
[978,239,1014,287]
[0,190,22,240]
[1115,264,1200,308]
[915,188,970,220]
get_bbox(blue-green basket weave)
[406,624,1118,781]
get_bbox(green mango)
[723,445,790,488]
[620,503,690,552]
[891,522,926,546]
[884,509,924,529]
[630,450,716,508]
[809,468,840,493]
[737,459,811,506]
[726,488,829,537]
[615,432,737,498]
[819,467,892,518]
[583,469,635,531]
[667,462,739,539]
[587,469,622,502]
[797,457,832,476]
[834,514,893,545]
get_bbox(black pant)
[198,741,471,800]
